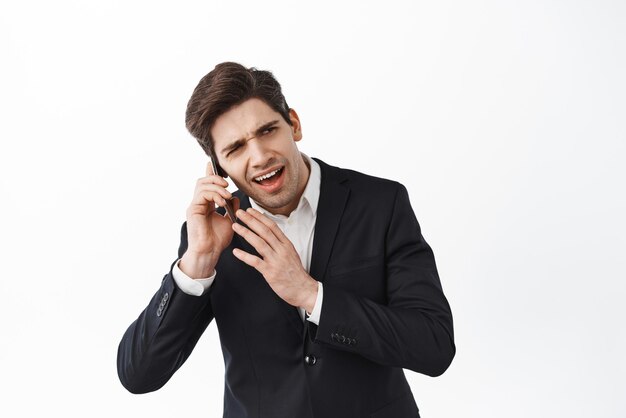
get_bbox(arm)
[117,161,237,393]
[117,222,215,393]
[308,184,455,377]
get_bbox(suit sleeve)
[308,184,455,377]
[117,222,215,393]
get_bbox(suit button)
[156,307,163,317]
[163,292,169,302]
[304,354,317,366]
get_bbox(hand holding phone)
[179,159,240,279]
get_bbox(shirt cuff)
[172,258,216,296]
[305,282,323,325]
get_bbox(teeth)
[254,168,281,182]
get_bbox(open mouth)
[253,166,285,191]
[254,167,284,184]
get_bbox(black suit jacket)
[117,158,455,418]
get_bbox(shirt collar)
[249,152,321,219]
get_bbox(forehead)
[211,98,282,148]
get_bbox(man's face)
[211,98,309,216]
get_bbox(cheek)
[225,164,248,185]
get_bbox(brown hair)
[185,62,292,176]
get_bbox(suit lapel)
[309,158,350,284]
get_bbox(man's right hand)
[179,162,240,279]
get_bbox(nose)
[246,136,272,168]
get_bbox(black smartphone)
[210,157,237,223]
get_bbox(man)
[117,62,455,418]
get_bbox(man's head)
[186,62,292,173]
[185,62,309,216]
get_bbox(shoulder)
[313,157,406,199]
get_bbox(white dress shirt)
[172,153,324,325]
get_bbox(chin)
[251,193,292,210]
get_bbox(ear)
[288,108,303,142]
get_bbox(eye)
[262,126,277,135]
[226,144,242,157]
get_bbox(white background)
[1,1,625,417]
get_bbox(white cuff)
[305,282,323,325]
[172,259,216,296]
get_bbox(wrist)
[179,251,218,279]
[301,277,319,314]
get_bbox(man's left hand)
[231,207,318,313]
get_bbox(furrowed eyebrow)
[220,120,280,156]
[221,138,246,156]
[254,120,279,136]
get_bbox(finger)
[194,187,231,206]
[206,160,216,177]
[244,207,288,244]
[190,191,231,214]
[235,209,283,250]
[198,173,228,188]
[232,248,263,271]
[232,222,273,256]
[196,182,232,199]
